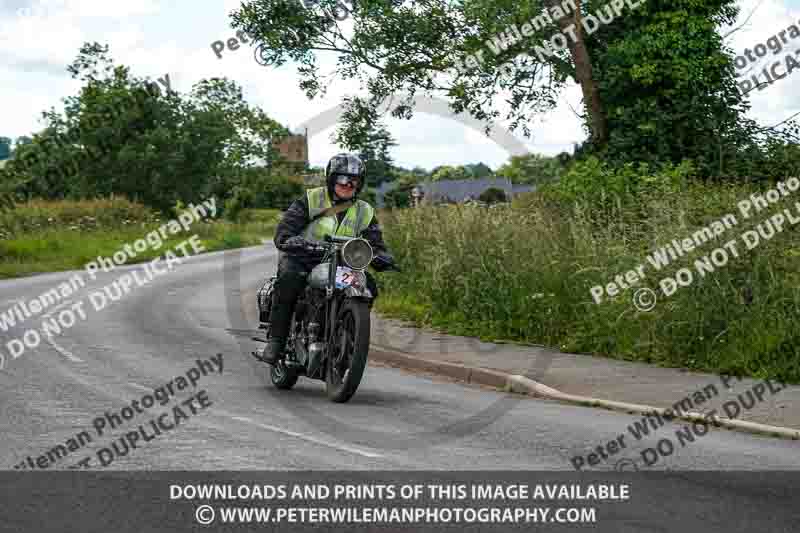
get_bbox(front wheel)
[325,299,371,403]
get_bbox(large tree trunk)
[544,0,608,146]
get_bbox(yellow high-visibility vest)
[303,187,375,243]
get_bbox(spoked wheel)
[271,359,299,390]
[325,299,371,403]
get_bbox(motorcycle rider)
[259,153,395,365]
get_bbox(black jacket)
[274,194,389,272]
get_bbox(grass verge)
[0,198,279,278]
[375,179,800,383]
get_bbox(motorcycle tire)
[271,359,299,390]
[325,299,371,403]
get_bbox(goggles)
[334,175,360,188]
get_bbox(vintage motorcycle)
[253,235,399,403]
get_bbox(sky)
[1,0,799,171]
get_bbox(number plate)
[335,266,364,289]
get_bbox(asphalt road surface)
[0,245,798,473]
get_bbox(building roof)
[419,177,533,202]
[374,177,535,207]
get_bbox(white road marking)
[105,387,383,458]
[42,299,74,317]
[42,334,82,362]
[229,414,383,459]
[41,300,83,363]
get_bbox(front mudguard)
[342,285,373,300]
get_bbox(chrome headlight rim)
[341,238,373,270]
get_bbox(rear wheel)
[271,359,299,390]
[325,299,371,403]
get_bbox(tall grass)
[377,180,800,382]
[0,196,157,239]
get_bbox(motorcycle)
[253,234,399,403]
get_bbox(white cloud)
[725,0,800,123]
[59,0,160,19]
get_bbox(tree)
[231,0,760,179]
[556,151,573,167]
[464,162,493,178]
[232,0,609,146]
[410,166,430,178]
[333,96,398,187]
[383,171,420,208]
[362,125,397,186]
[225,167,305,217]
[583,0,754,177]
[6,42,286,213]
[431,165,470,181]
[496,153,562,185]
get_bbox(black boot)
[260,337,286,365]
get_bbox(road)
[0,245,798,472]
[2,245,800,531]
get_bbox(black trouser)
[270,254,379,341]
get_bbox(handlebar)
[302,242,329,254]
[281,237,402,272]
[307,242,329,253]
[279,238,328,254]
[281,236,353,254]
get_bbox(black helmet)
[326,153,366,200]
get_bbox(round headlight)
[341,238,373,270]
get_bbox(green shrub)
[0,192,15,213]
[360,186,377,206]
[384,185,413,208]
[478,187,507,204]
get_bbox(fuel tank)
[309,262,330,290]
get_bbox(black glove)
[282,236,310,251]
[372,253,401,272]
